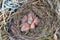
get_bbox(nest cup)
[6,7,41,40]
[5,0,58,40]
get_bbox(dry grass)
[0,0,60,40]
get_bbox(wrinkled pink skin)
[20,12,40,32]
[30,22,35,29]
[33,17,40,25]
[21,23,30,32]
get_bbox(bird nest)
[5,0,58,40]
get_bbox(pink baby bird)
[30,22,35,29]
[28,12,33,24]
[21,23,30,32]
[21,15,27,23]
[33,17,40,25]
